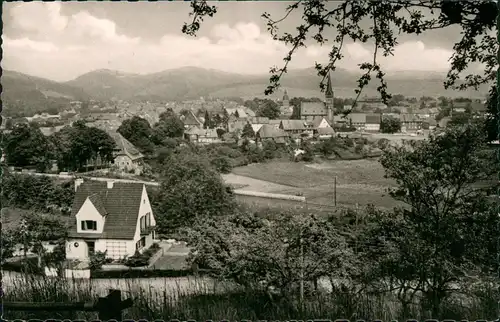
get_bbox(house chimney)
[75,178,84,192]
[107,180,114,189]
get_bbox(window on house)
[135,237,146,250]
[140,216,146,230]
[87,241,95,255]
[146,212,151,227]
[81,220,97,231]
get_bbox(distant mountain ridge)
[2,66,489,114]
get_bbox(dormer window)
[81,220,97,231]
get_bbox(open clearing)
[230,159,403,210]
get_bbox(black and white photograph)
[1,0,499,320]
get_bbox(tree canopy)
[3,123,52,171]
[372,123,498,314]
[380,117,402,133]
[154,150,236,234]
[152,110,185,144]
[117,116,155,154]
[50,121,116,171]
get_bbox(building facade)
[66,180,157,261]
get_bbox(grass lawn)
[231,159,402,210]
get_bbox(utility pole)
[334,176,337,207]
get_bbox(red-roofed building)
[66,179,157,261]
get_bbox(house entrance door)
[87,241,95,257]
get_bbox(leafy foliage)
[89,251,111,270]
[50,121,116,171]
[154,151,236,234]
[373,123,498,314]
[241,123,255,139]
[254,99,281,119]
[4,123,52,171]
[152,109,185,143]
[2,170,74,214]
[183,1,497,106]
[380,117,402,134]
[186,211,356,299]
[117,116,155,154]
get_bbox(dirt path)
[222,173,298,193]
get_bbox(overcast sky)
[2,1,467,82]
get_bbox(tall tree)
[256,99,281,119]
[154,151,236,234]
[117,116,155,154]
[203,110,212,129]
[373,123,498,315]
[380,117,402,134]
[222,108,230,131]
[50,123,115,171]
[152,111,185,144]
[241,122,255,139]
[4,123,52,171]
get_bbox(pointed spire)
[325,71,333,97]
[283,89,289,101]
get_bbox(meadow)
[3,270,496,321]
[230,159,403,210]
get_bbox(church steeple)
[283,89,289,101]
[325,71,334,124]
[325,72,333,98]
[281,89,292,117]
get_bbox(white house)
[66,179,157,261]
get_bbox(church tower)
[325,72,334,124]
[281,89,292,116]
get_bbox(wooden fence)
[3,289,133,320]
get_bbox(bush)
[377,138,390,150]
[354,143,364,154]
[344,138,355,147]
[89,251,112,270]
[210,156,233,174]
[124,243,161,268]
[2,256,43,274]
[124,251,150,267]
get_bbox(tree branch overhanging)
[182,0,498,104]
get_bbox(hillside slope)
[2,70,90,117]
[2,67,489,117]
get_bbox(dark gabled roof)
[471,101,487,112]
[452,101,469,109]
[107,131,144,161]
[249,117,270,124]
[183,110,203,126]
[69,181,145,240]
[258,124,289,138]
[317,127,335,135]
[310,117,331,128]
[401,114,422,123]
[280,120,307,130]
[301,102,327,116]
[88,193,108,216]
[365,113,381,124]
[348,113,366,123]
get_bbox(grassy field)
[231,159,403,210]
[3,270,496,321]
